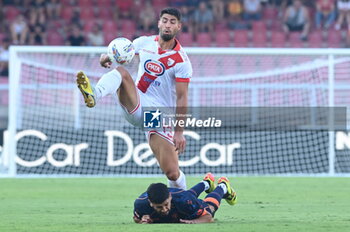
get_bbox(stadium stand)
[1,0,348,47]
[270,31,286,47]
[327,28,343,47]
[0,0,349,82]
[196,32,212,47]
[178,32,193,46]
[252,30,267,47]
[307,30,324,48]
[288,32,306,48]
[233,29,249,47]
[215,29,231,47]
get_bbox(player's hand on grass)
[100,54,112,68]
[180,214,213,224]
[179,219,196,224]
[133,216,141,223]
[173,131,186,154]
[140,215,153,224]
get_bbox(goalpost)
[1,46,350,177]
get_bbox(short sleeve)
[132,36,146,55]
[133,197,153,220]
[175,54,192,83]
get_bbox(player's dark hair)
[160,7,181,21]
[147,183,170,204]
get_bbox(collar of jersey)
[155,35,181,54]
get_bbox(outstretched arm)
[99,53,140,68]
[179,214,214,224]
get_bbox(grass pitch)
[0,177,349,232]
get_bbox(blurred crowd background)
[1,0,350,79]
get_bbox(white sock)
[218,183,228,194]
[168,170,187,190]
[202,180,210,191]
[94,69,122,101]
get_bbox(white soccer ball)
[107,37,135,64]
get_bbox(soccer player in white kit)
[76,8,192,190]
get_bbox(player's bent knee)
[116,65,126,74]
[165,170,180,181]
[116,66,131,81]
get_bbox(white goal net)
[1,47,350,176]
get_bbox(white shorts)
[119,89,175,145]
[338,1,350,11]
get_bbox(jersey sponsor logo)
[138,59,165,92]
[137,72,158,93]
[167,58,175,66]
[143,75,154,83]
[152,80,161,86]
[159,52,184,69]
[144,59,165,76]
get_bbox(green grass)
[0,177,349,232]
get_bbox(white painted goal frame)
[2,46,350,177]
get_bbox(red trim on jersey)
[175,77,190,82]
[173,38,181,51]
[137,72,158,93]
[119,91,140,114]
[158,47,166,55]
[154,35,181,53]
[129,100,140,114]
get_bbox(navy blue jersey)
[133,188,211,223]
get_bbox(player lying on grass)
[133,173,237,224]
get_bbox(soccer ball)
[107,37,135,64]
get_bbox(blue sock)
[188,182,206,197]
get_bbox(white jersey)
[133,35,192,107]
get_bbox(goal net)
[2,47,350,176]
